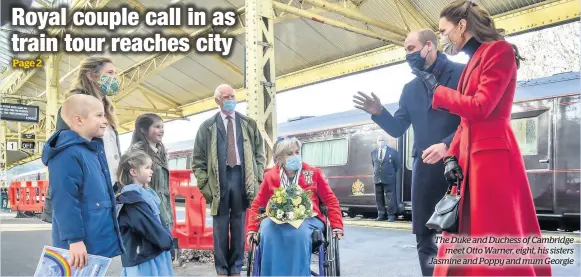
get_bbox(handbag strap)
[445,180,461,196]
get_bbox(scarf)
[279,165,301,188]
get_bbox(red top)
[247,162,344,232]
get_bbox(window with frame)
[301,138,349,167]
[405,125,414,170]
[510,117,538,155]
[168,157,188,169]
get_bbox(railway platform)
[2,210,580,276]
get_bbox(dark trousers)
[416,231,438,276]
[375,183,397,216]
[213,165,246,275]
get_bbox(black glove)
[412,68,439,97]
[443,156,463,184]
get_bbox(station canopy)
[1,0,579,168]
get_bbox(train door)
[511,98,555,213]
[401,126,413,210]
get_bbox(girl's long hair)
[117,150,152,188]
[440,0,524,68]
[68,56,118,128]
[130,113,167,162]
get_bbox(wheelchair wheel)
[247,238,261,276]
[333,237,340,276]
[325,236,340,277]
[247,242,255,277]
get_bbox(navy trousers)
[213,165,246,275]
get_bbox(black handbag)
[425,181,461,233]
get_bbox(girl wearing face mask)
[411,1,550,276]
[42,56,122,224]
[245,137,344,276]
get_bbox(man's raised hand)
[353,91,383,116]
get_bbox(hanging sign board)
[0,103,39,123]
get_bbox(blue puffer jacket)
[41,130,124,258]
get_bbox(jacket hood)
[117,185,146,204]
[41,130,95,166]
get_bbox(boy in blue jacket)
[41,94,124,269]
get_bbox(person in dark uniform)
[353,29,464,277]
[371,135,400,222]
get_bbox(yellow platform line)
[344,220,581,243]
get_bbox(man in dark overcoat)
[353,29,464,276]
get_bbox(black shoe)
[375,214,387,221]
[387,215,395,222]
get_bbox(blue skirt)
[121,250,174,276]
[258,217,325,276]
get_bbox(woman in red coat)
[246,137,344,276]
[412,1,552,276]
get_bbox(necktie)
[379,148,383,162]
[226,116,236,167]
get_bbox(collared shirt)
[377,146,387,161]
[220,111,241,165]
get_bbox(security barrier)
[8,180,48,213]
[169,169,215,250]
[169,169,253,251]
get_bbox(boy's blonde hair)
[61,94,104,129]
[117,150,152,188]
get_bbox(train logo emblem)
[352,179,364,195]
[303,171,314,184]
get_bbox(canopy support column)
[245,0,277,167]
[0,121,6,188]
[45,55,61,140]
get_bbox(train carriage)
[8,72,580,230]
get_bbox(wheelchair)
[246,205,341,276]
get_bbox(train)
[7,72,580,231]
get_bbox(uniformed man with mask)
[371,135,400,222]
[353,29,464,277]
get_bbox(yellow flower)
[277,197,284,204]
[292,196,302,206]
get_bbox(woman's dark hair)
[68,56,118,128]
[117,150,152,188]
[130,113,167,161]
[440,0,524,68]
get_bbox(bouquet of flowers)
[264,183,316,228]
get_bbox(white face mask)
[440,35,459,56]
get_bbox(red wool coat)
[247,163,344,233]
[431,40,552,276]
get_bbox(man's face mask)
[406,45,429,71]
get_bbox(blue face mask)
[222,100,237,112]
[378,141,385,148]
[98,75,120,96]
[406,45,427,71]
[285,155,302,171]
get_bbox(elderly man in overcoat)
[192,84,266,276]
[353,29,464,276]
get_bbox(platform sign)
[6,141,17,151]
[22,134,35,140]
[0,103,39,123]
[21,142,35,150]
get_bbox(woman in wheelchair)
[246,137,344,276]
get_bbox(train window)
[169,157,188,169]
[301,138,348,167]
[405,125,414,170]
[511,117,538,155]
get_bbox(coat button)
[96,202,100,207]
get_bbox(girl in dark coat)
[116,150,174,276]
